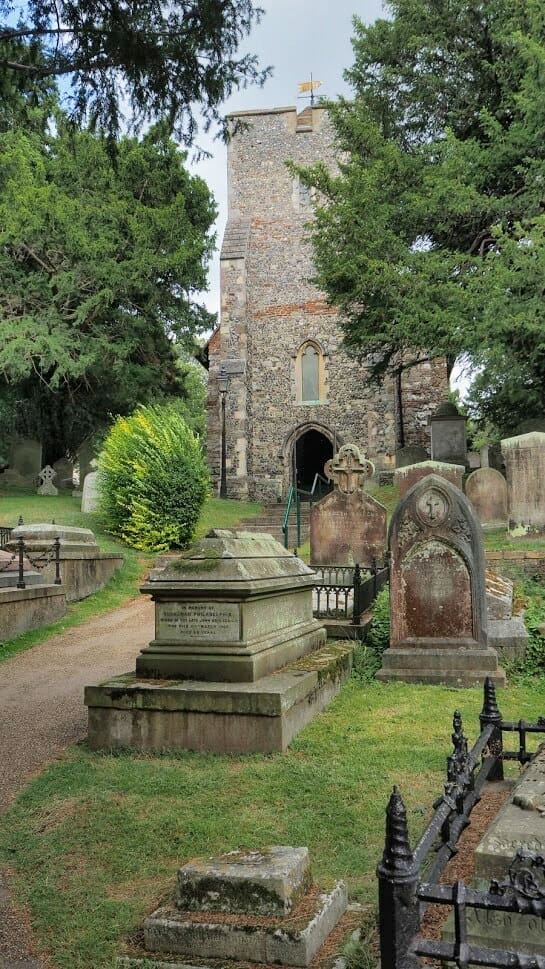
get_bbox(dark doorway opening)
[294,429,333,492]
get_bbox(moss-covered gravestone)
[85,530,352,754]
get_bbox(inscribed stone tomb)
[86,530,353,754]
[377,474,505,686]
[394,459,464,497]
[310,444,387,566]
[37,465,58,496]
[501,432,545,533]
[430,401,467,465]
[465,468,508,528]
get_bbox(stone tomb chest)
[85,531,353,754]
[378,474,505,686]
[137,529,325,682]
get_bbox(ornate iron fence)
[313,559,388,625]
[377,678,545,969]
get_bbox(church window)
[296,341,326,404]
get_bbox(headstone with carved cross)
[310,443,386,567]
[378,473,505,687]
[37,465,58,496]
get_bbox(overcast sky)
[190,0,386,315]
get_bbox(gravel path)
[0,596,154,968]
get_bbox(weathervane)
[297,74,324,107]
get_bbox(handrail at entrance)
[282,486,301,549]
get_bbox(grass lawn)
[0,677,544,968]
[0,490,263,663]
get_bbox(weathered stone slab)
[463,749,545,955]
[378,473,505,686]
[466,468,508,528]
[394,460,464,497]
[143,882,348,967]
[0,584,66,640]
[5,438,42,487]
[486,569,513,620]
[501,431,545,533]
[176,847,311,916]
[85,641,353,754]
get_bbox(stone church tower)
[206,105,448,502]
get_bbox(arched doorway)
[294,429,334,492]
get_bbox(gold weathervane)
[297,76,323,106]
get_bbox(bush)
[98,403,209,551]
[352,585,390,682]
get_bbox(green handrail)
[282,486,301,549]
[308,472,330,507]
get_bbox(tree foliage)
[0,120,216,459]
[0,0,270,143]
[300,0,545,432]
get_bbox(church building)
[206,104,448,502]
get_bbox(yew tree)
[301,0,545,433]
[0,0,269,143]
[0,121,216,458]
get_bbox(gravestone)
[3,438,42,487]
[430,401,467,466]
[310,443,387,566]
[486,569,528,662]
[395,444,428,469]
[37,465,58,496]
[123,846,348,967]
[81,462,99,513]
[76,439,97,486]
[501,431,545,533]
[378,474,505,686]
[394,459,464,497]
[465,468,508,529]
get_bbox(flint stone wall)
[207,106,448,502]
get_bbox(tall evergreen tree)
[0,121,216,458]
[300,0,545,432]
[0,1,270,142]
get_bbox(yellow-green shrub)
[98,403,209,551]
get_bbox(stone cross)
[324,444,374,495]
[37,465,58,496]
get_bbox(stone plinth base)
[0,584,66,640]
[85,641,353,754]
[377,645,506,687]
[142,883,347,967]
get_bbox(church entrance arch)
[285,423,336,494]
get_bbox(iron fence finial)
[481,676,501,724]
[378,787,415,879]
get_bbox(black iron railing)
[313,559,388,625]
[0,526,13,548]
[377,678,545,969]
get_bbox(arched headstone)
[377,474,505,686]
[465,468,507,528]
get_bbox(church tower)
[206,105,448,501]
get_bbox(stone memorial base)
[116,846,348,968]
[0,584,66,640]
[86,641,353,754]
[376,643,506,687]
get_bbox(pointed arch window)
[296,341,326,404]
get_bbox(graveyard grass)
[0,489,263,662]
[1,677,545,968]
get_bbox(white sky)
[189,0,385,316]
